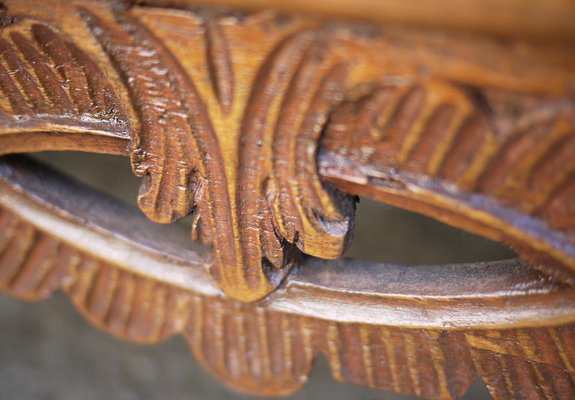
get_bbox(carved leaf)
[1,185,575,399]
[0,19,130,153]
[79,7,356,301]
[322,81,575,281]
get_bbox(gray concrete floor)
[0,152,509,399]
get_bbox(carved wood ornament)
[1,0,575,398]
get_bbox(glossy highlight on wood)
[1,0,575,299]
[2,155,575,399]
[1,0,575,398]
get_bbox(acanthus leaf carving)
[79,6,356,301]
[2,1,575,397]
[1,0,575,300]
[0,17,131,154]
[321,79,575,281]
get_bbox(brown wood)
[3,155,575,399]
[152,0,575,41]
[1,0,575,398]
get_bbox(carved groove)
[0,19,130,150]
[2,155,575,399]
[0,216,62,300]
[322,81,575,280]
[204,18,234,114]
[1,204,575,399]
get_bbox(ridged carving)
[2,201,575,399]
[1,0,575,398]
[321,81,575,280]
[2,1,575,299]
[324,82,575,221]
[0,18,130,154]
[77,7,355,301]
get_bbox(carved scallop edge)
[2,3,575,291]
[2,156,575,399]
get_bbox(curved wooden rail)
[1,0,575,297]
[2,155,575,399]
[1,0,575,398]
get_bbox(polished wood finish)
[2,156,575,399]
[1,0,575,398]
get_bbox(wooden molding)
[179,0,575,41]
[2,0,575,299]
[2,156,575,398]
[1,0,575,398]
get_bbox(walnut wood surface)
[2,0,575,300]
[1,0,575,398]
[2,155,575,399]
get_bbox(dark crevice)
[29,152,194,230]
[30,152,516,265]
[346,197,517,265]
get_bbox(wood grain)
[1,0,575,299]
[180,0,575,41]
[0,17,131,155]
[1,0,575,397]
[2,155,575,399]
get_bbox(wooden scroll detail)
[1,0,575,299]
[8,245,575,400]
[321,82,575,281]
[77,7,355,301]
[0,18,131,155]
[2,167,575,399]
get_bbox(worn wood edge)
[318,152,575,284]
[0,156,217,296]
[2,156,575,398]
[5,129,575,290]
[1,0,575,299]
[0,155,573,330]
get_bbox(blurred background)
[0,152,515,399]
